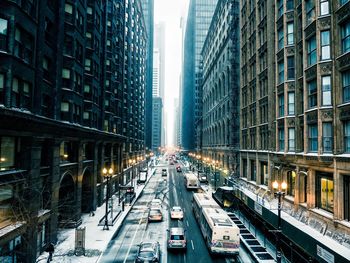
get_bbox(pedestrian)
[46,243,54,262]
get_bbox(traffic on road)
[99,154,253,262]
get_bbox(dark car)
[135,242,160,262]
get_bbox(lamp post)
[196,155,201,178]
[102,167,113,230]
[211,160,219,190]
[272,180,287,263]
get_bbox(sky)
[154,0,189,146]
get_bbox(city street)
[99,157,253,263]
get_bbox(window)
[61,102,69,112]
[288,128,295,151]
[345,121,350,153]
[308,124,318,152]
[286,0,294,10]
[308,80,317,108]
[341,21,350,54]
[278,94,284,116]
[320,0,329,16]
[321,31,330,60]
[288,92,295,115]
[85,59,91,71]
[278,29,284,50]
[260,162,268,186]
[250,160,256,181]
[84,84,91,94]
[0,18,8,51]
[287,56,295,80]
[87,6,93,15]
[14,27,33,64]
[307,36,317,66]
[65,3,73,14]
[343,70,350,103]
[287,23,294,45]
[340,0,349,5]
[278,61,284,84]
[316,172,333,213]
[322,122,332,152]
[279,128,285,151]
[0,137,15,171]
[62,68,70,79]
[0,73,4,104]
[83,111,90,120]
[12,78,19,107]
[321,75,331,106]
[305,0,315,24]
[277,0,283,17]
[287,171,296,196]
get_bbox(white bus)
[184,172,200,190]
[192,193,240,255]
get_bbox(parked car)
[167,227,186,250]
[162,168,167,176]
[148,208,163,222]
[137,171,147,184]
[135,242,160,262]
[176,166,182,172]
[170,206,183,220]
[198,172,208,184]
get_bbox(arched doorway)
[58,173,75,225]
[81,169,93,213]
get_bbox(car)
[135,242,160,262]
[198,172,208,184]
[148,208,163,222]
[170,206,183,220]
[176,166,182,172]
[167,227,186,250]
[161,168,167,176]
[150,198,162,209]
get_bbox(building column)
[91,142,99,210]
[76,142,84,218]
[19,137,43,263]
[308,169,316,209]
[49,139,62,244]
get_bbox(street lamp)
[102,167,113,230]
[211,160,219,190]
[272,180,287,263]
[196,155,201,178]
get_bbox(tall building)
[123,0,147,164]
[140,0,154,151]
[238,0,350,262]
[152,97,163,150]
[201,0,240,174]
[151,22,165,150]
[174,98,181,147]
[0,0,147,261]
[154,22,166,98]
[180,0,218,151]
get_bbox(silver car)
[135,242,160,262]
[167,227,186,250]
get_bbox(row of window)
[277,71,349,114]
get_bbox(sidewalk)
[37,167,156,263]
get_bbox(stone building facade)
[201,0,240,172]
[0,0,147,262]
[239,0,350,261]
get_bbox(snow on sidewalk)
[37,168,156,263]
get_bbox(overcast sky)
[154,0,189,146]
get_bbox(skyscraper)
[151,22,166,150]
[238,0,350,262]
[140,0,154,151]
[180,0,218,151]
